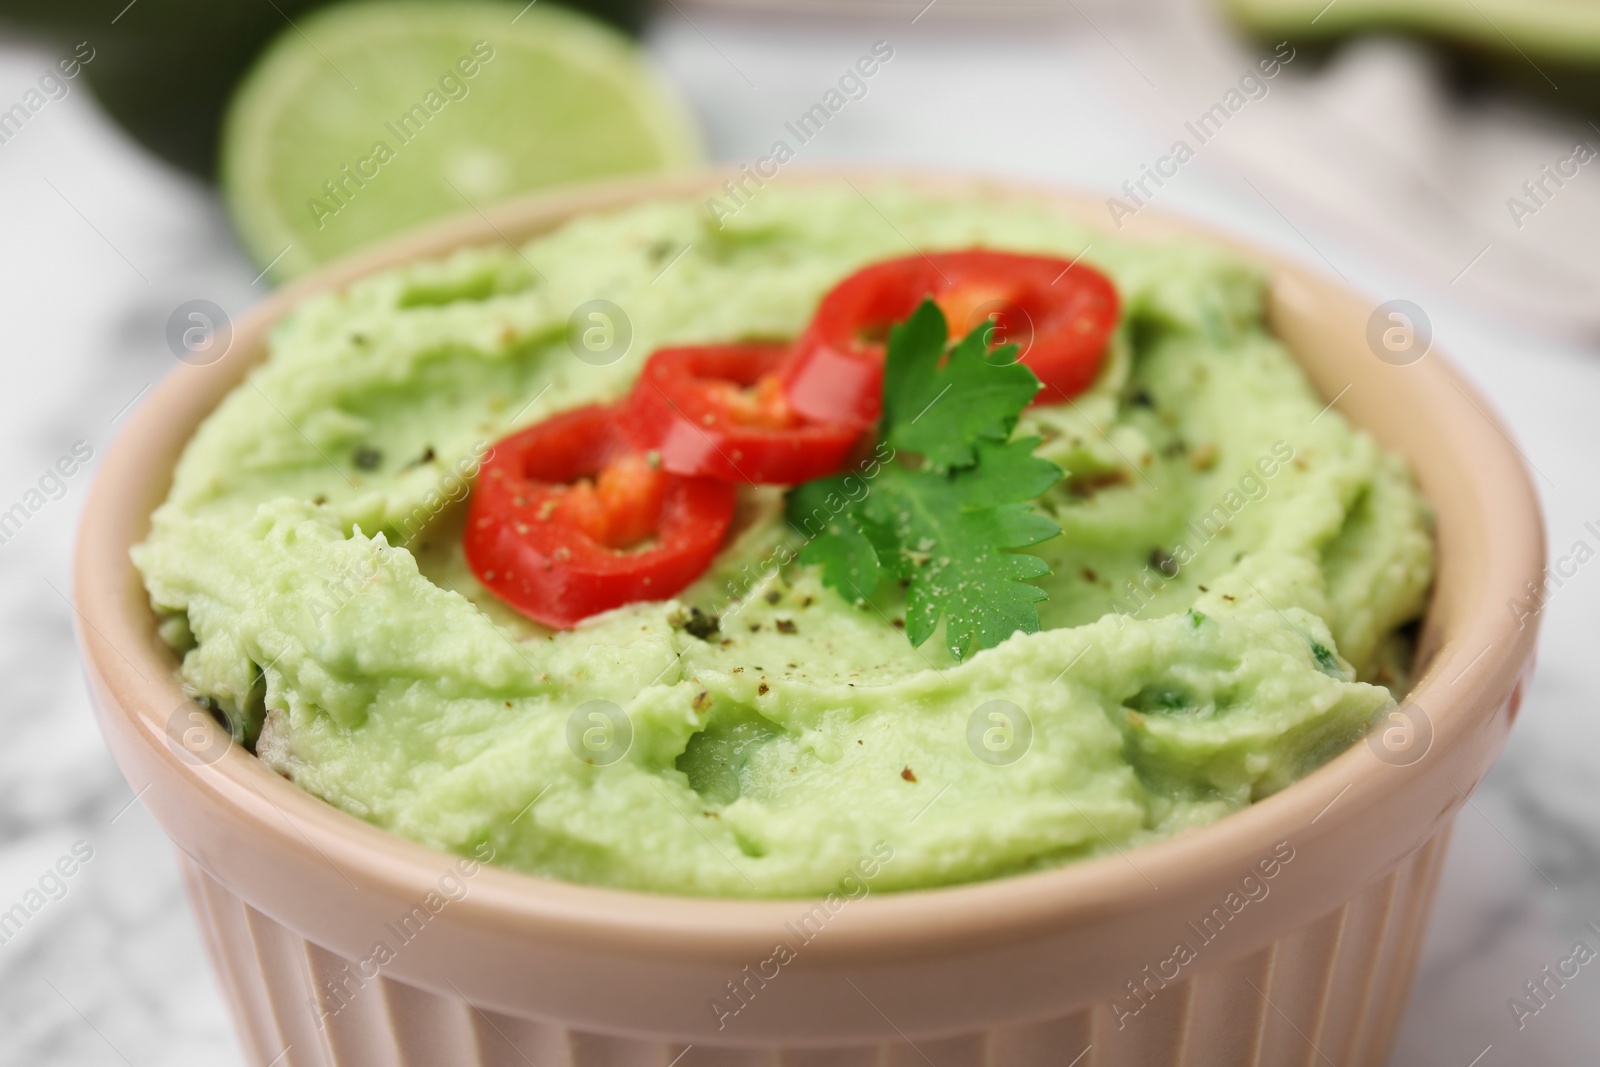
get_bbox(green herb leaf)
[1310,639,1342,677]
[788,299,1066,659]
[880,299,1043,471]
[875,441,1061,658]
[787,479,882,601]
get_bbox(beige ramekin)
[74,170,1544,1067]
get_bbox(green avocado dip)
[132,184,1434,897]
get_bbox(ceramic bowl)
[74,170,1544,1067]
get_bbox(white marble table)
[1,5,1596,1065]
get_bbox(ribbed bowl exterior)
[180,828,1450,1067]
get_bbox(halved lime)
[220,0,701,281]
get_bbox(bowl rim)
[74,165,1545,965]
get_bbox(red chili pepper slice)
[626,341,863,485]
[781,250,1120,427]
[464,404,735,628]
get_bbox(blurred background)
[0,0,1596,1063]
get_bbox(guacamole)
[132,185,1434,897]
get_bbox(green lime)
[220,0,701,281]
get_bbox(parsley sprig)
[787,299,1064,660]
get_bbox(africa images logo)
[1111,841,1296,1028]
[305,41,496,230]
